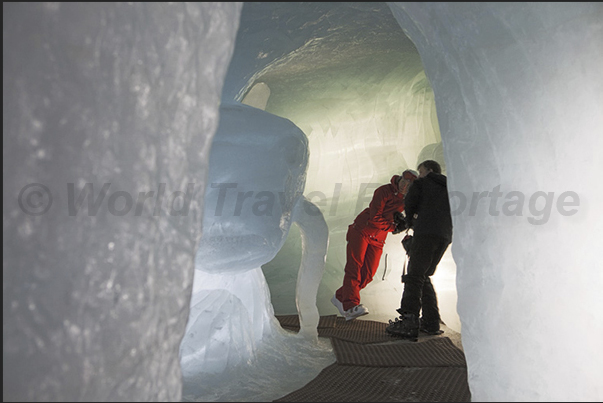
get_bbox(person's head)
[398,169,418,194]
[417,160,441,178]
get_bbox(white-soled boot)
[344,304,369,321]
[331,294,346,316]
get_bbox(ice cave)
[3,2,603,402]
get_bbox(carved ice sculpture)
[180,102,329,377]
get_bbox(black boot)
[386,313,419,340]
[419,318,444,335]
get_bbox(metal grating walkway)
[274,315,471,402]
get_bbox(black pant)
[398,234,450,324]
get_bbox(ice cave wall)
[3,3,242,401]
[389,2,603,401]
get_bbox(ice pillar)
[388,2,603,401]
[293,196,329,337]
[3,3,242,400]
[180,102,329,379]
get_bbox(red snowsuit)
[335,175,407,311]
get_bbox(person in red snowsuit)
[332,170,418,320]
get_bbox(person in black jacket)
[386,160,453,340]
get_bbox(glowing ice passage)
[3,2,603,402]
[179,3,458,400]
[228,2,459,331]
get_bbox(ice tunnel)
[3,2,603,402]
[224,2,459,331]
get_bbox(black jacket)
[404,172,453,242]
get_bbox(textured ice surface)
[181,327,335,402]
[194,103,309,275]
[180,269,335,402]
[3,3,241,401]
[180,102,330,390]
[389,2,603,401]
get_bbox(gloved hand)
[392,211,406,234]
[392,226,404,235]
[402,234,413,253]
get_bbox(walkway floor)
[273,315,471,402]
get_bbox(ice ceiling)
[221,2,457,328]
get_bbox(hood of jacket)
[390,175,401,193]
[425,172,447,187]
